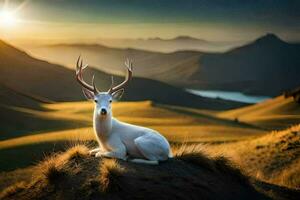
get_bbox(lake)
[186,89,271,104]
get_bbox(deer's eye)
[94,100,98,103]
[109,100,112,103]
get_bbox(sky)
[0,0,299,43]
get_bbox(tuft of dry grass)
[35,145,88,184]
[64,145,89,161]
[99,158,126,193]
[173,143,249,184]
[0,181,27,199]
[173,143,217,171]
[271,159,300,189]
[38,154,68,184]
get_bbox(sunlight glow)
[0,10,17,27]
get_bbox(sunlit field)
[0,101,265,149]
[1,1,299,199]
[217,96,300,130]
[1,96,299,192]
[208,124,300,189]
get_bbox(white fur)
[87,92,173,164]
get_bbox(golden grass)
[173,143,217,170]
[0,128,95,149]
[217,96,300,130]
[2,144,294,200]
[0,167,34,191]
[207,124,300,189]
[99,159,126,192]
[272,159,300,188]
[173,143,249,185]
[0,101,265,150]
[65,145,89,160]
[0,181,27,199]
[38,153,68,183]
[36,145,89,184]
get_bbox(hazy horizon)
[0,0,299,46]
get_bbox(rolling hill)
[0,84,86,139]
[26,33,300,96]
[209,124,300,189]
[0,100,265,171]
[2,144,298,200]
[217,95,300,130]
[27,42,202,81]
[0,40,81,102]
[0,39,244,110]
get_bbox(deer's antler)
[108,59,133,94]
[75,56,99,94]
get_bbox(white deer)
[75,57,172,164]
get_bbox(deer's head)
[75,56,133,117]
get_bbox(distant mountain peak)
[254,33,285,44]
[147,35,208,43]
[174,35,200,40]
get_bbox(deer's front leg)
[95,138,127,160]
[96,151,127,161]
[89,147,101,156]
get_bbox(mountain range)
[0,40,243,110]
[27,33,300,96]
[191,34,300,95]
[91,36,239,53]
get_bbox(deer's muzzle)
[100,108,107,115]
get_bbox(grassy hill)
[2,144,299,200]
[0,40,81,102]
[1,36,299,199]
[217,95,300,130]
[209,125,300,189]
[0,84,88,139]
[26,33,300,96]
[0,100,265,172]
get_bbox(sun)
[0,10,17,27]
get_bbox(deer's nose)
[100,108,107,115]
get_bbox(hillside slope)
[0,100,265,172]
[209,125,300,189]
[0,40,244,110]
[1,145,290,200]
[217,95,300,130]
[28,43,201,82]
[0,40,82,102]
[0,84,88,139]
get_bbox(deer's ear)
[82,88,95,100]
[112,89,124,101]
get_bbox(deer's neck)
[93,111,112,139]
